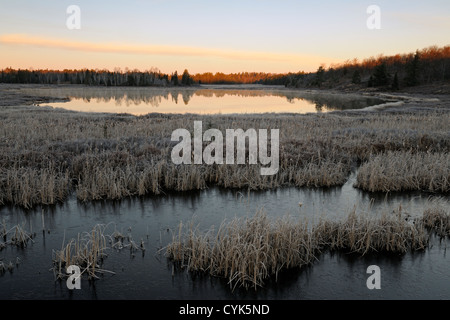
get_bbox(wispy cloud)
[0,33,334,66]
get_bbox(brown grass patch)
[0,90,449,207]
[166,205,434,290]
[355,151,449,193]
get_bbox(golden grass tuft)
[419,200,450,238]
[0,166,70,209]
[355,151,450,193]
[313,208,429,254]
[52,224,112,281]
[166,205,437,291]
[51,223,147,281]
[167,209,318,290]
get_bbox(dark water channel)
[0,172,448,300]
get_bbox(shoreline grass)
[420,199,450,237]
[355,151,450,193]
[166,202,447,291]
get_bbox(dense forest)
[287,45,450,90]
[1,45,448,90]
[0,67,196,87]
[192,72,294,85]
[0,66,289,87]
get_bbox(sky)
[0,0,449,74]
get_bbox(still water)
[23,84,386,115]
[0,172,448,300]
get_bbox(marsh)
[0,83,449,299]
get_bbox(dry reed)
[355,151,450,193]
[419,200,450,238]
[166,205,437,290]
[0,87,449,207]
[0,221,35,248]
[0,166,70,209]
[52,224,112,281]
[51,223,147,281]
[167,210,318,290]
[313,207,429,254]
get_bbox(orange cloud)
[0,33,338,66]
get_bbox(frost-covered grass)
[0,89,449,207]
[355,151,450,193]
[167,202,449,290]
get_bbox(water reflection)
[24,85,385,115]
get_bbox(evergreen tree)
[405,51,420,86]
[84,69,92,85]
[171,71,179,86]
[351,70,361,84]
[181,69,193,86]
[368,75,374,87]
[127,74,136,86]
[391,72,399,90]
[315,66,325,87]
[372,63,389,87]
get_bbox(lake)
[21,84,386,115]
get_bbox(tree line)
[1,45,448,90]
[191,72,297,85]
[287,45,450,90]
[0,68,196,87]
[0,67,293,87]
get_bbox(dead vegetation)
[0,87,449,208]
[0,166,70,209]
[355,151,450,193]
[419,199,450,238]
[51,224,110,281]
[51,223,145,282]
[166,201,448,290]
[0,220,35,248]
[0,221,34,274]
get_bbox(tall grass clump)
[0,166,70,209]
[313,208,429,254]
[167,210,318,290]
[52,224,111,281]
[166,206,434,290]
[419,199,450,238]
[0,221,35,248]
[355,151,450,193]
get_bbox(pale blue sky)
[0,0,449,73]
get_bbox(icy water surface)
[0,173,448,300]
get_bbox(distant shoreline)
[1,83,449,112]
